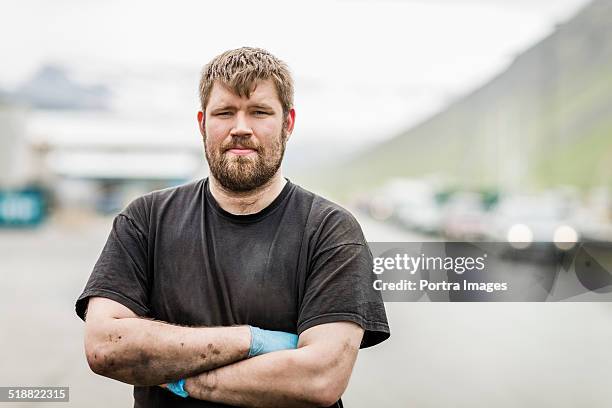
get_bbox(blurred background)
[1,0,611,406]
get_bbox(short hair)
[199,47,294,119]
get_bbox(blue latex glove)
[248,326,298,358]
[166,378,188,398]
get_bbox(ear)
[284,108,296,139]
[197,111,205,137]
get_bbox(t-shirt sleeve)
[75,199,151,321]
[297,208,390,348]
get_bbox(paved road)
[0,210,611,407]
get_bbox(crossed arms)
[84,297,364,407]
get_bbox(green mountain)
[305,0,612,197]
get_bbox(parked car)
[485,194,579,260]
[441,192,490,240]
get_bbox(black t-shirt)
[75,177,390,408]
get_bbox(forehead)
[207,78,281,108]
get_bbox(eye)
[254,110,270,116]
[216,111,232,117]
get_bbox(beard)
[204,129,287,192]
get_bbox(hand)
[165,378,188,398]
[248,326,298,358]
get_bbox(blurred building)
[0,100,30,188]
[0,100,48,226]
[1,99,206,221]
[46,141,204,214]
[28,110,205,215]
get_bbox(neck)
[208,171,287,215]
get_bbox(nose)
[230,111,253,137]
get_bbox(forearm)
[86,317,250,386]
[183,344,354,408]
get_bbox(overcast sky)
[0,0,592,154]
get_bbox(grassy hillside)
[303,0,612,198]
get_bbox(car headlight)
[553,225,578,250]
[507,224,533,249]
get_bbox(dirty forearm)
[183,344,354,408]
[87,317,250,386]
[178,323,364,407]
[184,348,319,408]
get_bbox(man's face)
[199,79,294,192]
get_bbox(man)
[75,47,390,407]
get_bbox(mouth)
[225,145,257,156]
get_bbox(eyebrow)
[210,103,275,112]
[210,104,237,113]
[245,103,275,112]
